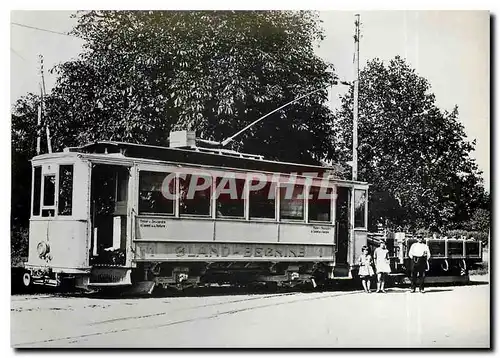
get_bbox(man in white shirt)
[408,235,431,293]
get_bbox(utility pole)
[36,87,42,155]
[38,54,52,153]
[353,14,360,181]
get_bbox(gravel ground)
[11,276,489,348]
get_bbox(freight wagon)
[367,232,483,284]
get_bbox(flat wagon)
[367,232,483,284]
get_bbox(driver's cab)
[25,152,131,286]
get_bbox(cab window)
[58,165,74,216]
[42,174,56,217]
[354,189,367,228]
[32,166,42,216]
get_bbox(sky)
[10,10,490,190]
[317,11,490,192]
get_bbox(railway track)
[11,277,488,347]
[12,289,361,347]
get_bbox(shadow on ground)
[11,265,488,299]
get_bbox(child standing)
[358,246,375,293]
[374,240,391,293]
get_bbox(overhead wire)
[10,22,78,38]
[10,48,26,61]
[10,21,84,66]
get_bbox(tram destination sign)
[134,241,334,261]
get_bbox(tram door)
[335,186,350,267]
[90,164,129,266]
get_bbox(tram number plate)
[135,242,334,260]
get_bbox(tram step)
[332,264,350,278]
[89,267,132,286]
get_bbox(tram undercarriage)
[142,261,329,289]
[84,260,333,294]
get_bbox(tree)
[462,191,491,233]
[464,208,491,233]
[333,56,488,232]
[43,10,338,164]
[11,10,340,249]
[12,94,40,229]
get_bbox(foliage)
[445,229,489,247]
[11,10,339,241]
[11,13,490,250]
[462,207,491,233]
[333,56,489,232]
[11,226,29,267]
[12,94,41,229]
[468,261,488,276]
[47,10,338,164]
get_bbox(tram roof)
[66,141,354,179]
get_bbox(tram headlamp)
[37,241,50,259]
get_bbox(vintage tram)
[23,130,371,293]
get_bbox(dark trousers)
[411,257,427,291]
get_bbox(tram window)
[279,183,305,221]
[215,177,244,218]
[43,175,56,206]
[58,165,74,216]
[42,209,55,217]
[32,166,41,216]
[116,169,129,202]
[139,171,174,215]
[41,174,56,217]
[308,186,332,222]
[249,180,276,219]
[354,189,367,228]
[179,174,212,216]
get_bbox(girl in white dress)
[374,240,391,293]
[358,246,375,293]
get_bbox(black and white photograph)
[9,8,490,348]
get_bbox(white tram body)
[24,132,370,291]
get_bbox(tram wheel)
[266,281,279,292]
[151,284,166,297]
